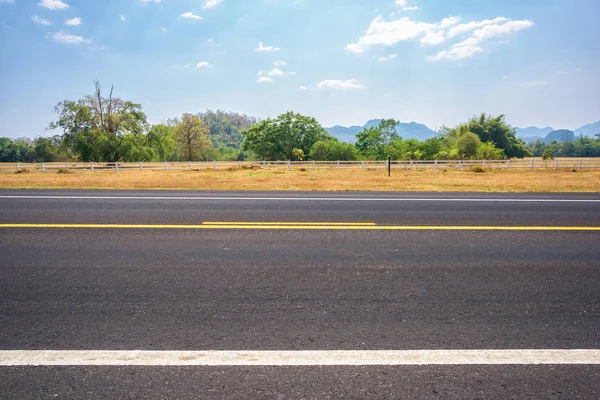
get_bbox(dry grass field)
[1,167,599,192]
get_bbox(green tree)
[292,148,304,164]
[464,113,530,158]
[355,119,399,160]
[455,131,481,159]
[48,82,148,162]
[309,139,358,161]
[174,113,209,161]
[242,112,329,160]
[148,124,177,161]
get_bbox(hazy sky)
[1,0,599,138]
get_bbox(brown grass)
[1,168,599,192]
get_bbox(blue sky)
[0,0,599,138]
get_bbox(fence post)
[288,161,291,169]
[361,160,365,170]
[531,159,534,170]
[16,163,20,172]
[410,160,413,171]
[189,161,192,170]
[312,161,315,170]
[434,160,438,171]
[66,161,69,170]
[458,160,462,171]
[41,163,45,172]
[337,160,340,170]
[140,162,143,171]
[507,160,511,171]
[387,156,391,177]
[555,159,558,170]
[90,162,94,172]
[164,161,168,171]
[115,162,119,173]
[579,159,583,169]
[483,160,487,168]
[213,161,217,170]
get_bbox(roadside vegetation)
[2,83,599,164]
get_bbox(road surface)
[1,190,599,398]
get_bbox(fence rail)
[2,158,600,173]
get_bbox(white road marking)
[1,350,599,366]
[1,195,599,203]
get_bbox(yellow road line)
[0,224,599,231]
[202,222,377,226]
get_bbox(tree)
[174,113,209,161]
[148,124,177,161]
[309,139,358,161]
[48,82,148,162]
[242,112,329,160]
[355,119,399,160]
[292,148,304,164]
[455,131,481,159]
[464,113,530,158]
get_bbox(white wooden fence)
[2,158,600,173]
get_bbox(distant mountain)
[574,121,600,138]
[325,119,437,143]
[515,126,554,139]
[544,129,576,144]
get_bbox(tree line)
[2,83,599,163]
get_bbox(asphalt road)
[1,190,599,399]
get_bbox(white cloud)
[427,41,483,61]
[345,16,457,53]
[428,19,534,61]
[377,54,397,62]
[258,67,296,78]
[256,77,273,84]
[31,15,52,25]
[446,17,507,39]
[403,6,420,11]
[395,0,406,5]
[298,86,307,91]
[48,31,91,44]
[120,15,126,21]
[38,0,69,10]
[347,12,533,62]
[202,0,223,9]
[267,68,284,76]
[161,27,167,33]
[179,12,202,20]
[64,17,81,26]
[317,79,364,91]
[195,61,211,68]
[256,41,279,52]
[273,60,286,67]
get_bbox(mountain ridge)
[325,120,599,144]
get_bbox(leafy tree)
[48,82,148,162]
[174,113,209,161]
[455,131,481,159]
[464,113,530,158]
[0,137,36,162]
[292,148,304,164]
[309,139,358,161]
[148,124,177,161]
[242,112,329,160]
[199,109,258,149]
[355,119,399,160]
[33,136,61,162]
[476,141,506,160]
